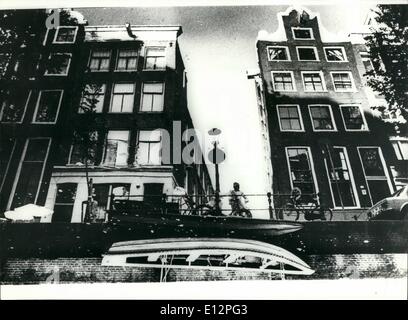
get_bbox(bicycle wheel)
[321,208,333,221]
[192,204,214,216]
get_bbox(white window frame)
[7,137,52,210]
[0,139,16,193]
[139,82,165,113]
[330,71,357,92]
[79,84,106,113]
[109,83,135,113]
[115,49,139,72]
[276,104,304,132]
[301,71,327,92]
[44,53,72,76]
[291,27,314,40]
[102,130,130,167]
[52,26,78,44]
[271,71,297,92]
[324,46,348,62]
[296,46,319,61]
[143,47,166,71]
[339,104,369,132]
[32,90,64,124]
[324,146,360,209]
[285,146,319,195]
[87,49,112,72]
[266,46,291,62]
[308,104,337,132]
[0,90,31,124]
[136,130,163,166]
[390,137,408,161]
[357,146,395,205]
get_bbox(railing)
[80,191,332,222]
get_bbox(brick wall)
[1,254,406,284]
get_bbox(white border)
[44,53,72,76]
[7,137,52,210]
[139,82,165,112]
[324,46,348,62]
[276,104,304,132]
[291,27,314,40]
[0,90,32,123]
[52,26,79,44]
[296,46,319,61]
[32,90,64,124]
[339,104,369,132]
[271,70,296,92]
[308,104,336,131]
[330,71,357,93]
[266,46,291,62]
[324,146,360,209]
[301,71,327,92]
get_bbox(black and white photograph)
[0,0,407,300]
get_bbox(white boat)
[101,237,314,276]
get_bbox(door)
[325,147,358,208]
[143,183,164,205]
[52,183,77,222]
[358,147,393,205]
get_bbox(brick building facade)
[255,7,397,216]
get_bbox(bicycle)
[280,188,333,221]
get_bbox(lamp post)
[208,128,225,215]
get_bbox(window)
[292,27,314,40]
[277,105,303,131]
[10,138,51,209]
[79,84,106,113]
[360,52,374,74]
[286,147,317,203]
[267,46,290,61]
[325,147,357,208]
[53,26,78,43]
[88,50,111,72]
[309,105,336,131]
[69,131,98,165]
[0,90,30,122]
[44,53,71,76]
[103,130,130,167]
[0,53,11,77]
[144,47,166,70]
[271,71,296,91]
[331,72,356,92]
[324,47,347,62]
[136,130,162,165]
[301,71,326,92]
[13,53,41,77]
[52,183,77,223]
[33,90,63,123]
[0,138,15,192]
[297,47,318,61]
[90,184,130,222]
[116,49,138,71]
[140,83,164,112]
[391,139,408,160]
[340,105,368,131]
[110,83,135,113]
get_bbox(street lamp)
[208,128,225,215]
